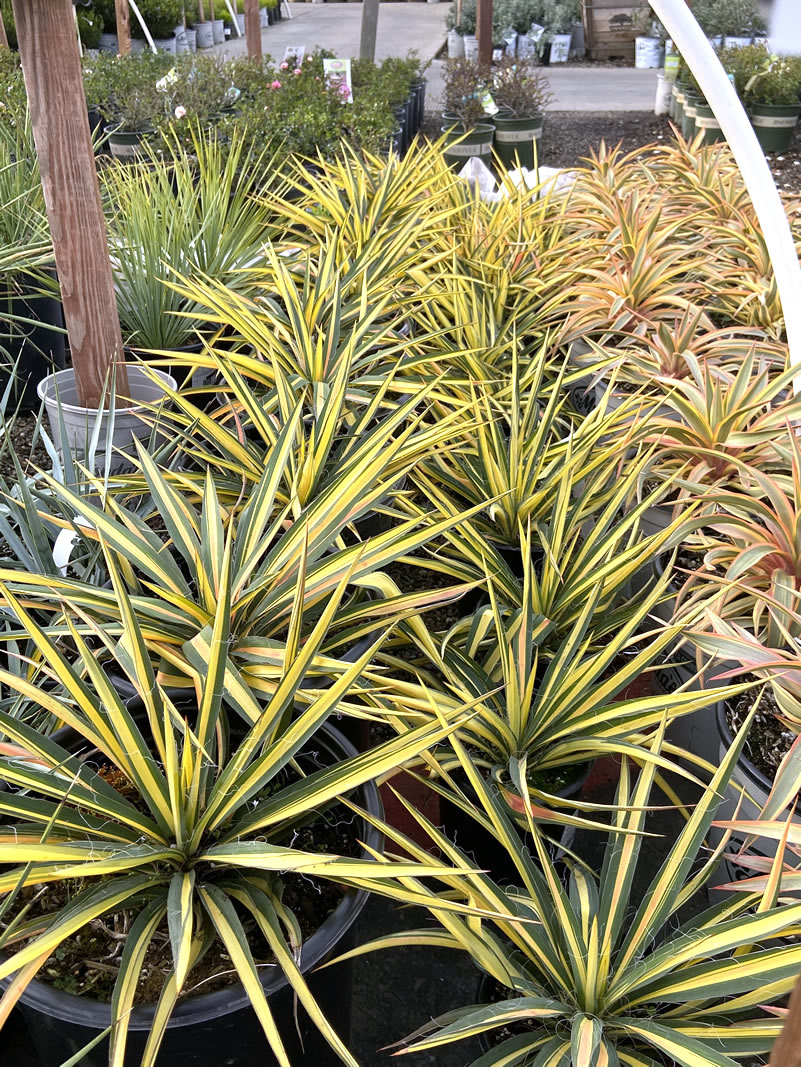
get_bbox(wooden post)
[12,0,129,410]
[0,9,8,49]
[477,0,492,65]
[245,0,261,58]
[115,0,131,54]
[359,0,380,61]
[770,971,801,1067]
[197,0,205,22]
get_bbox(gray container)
[212,18,226,44]
[37,366,176,475]
[195,20,214,47]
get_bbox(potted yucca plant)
[489,56,553,170]
[441,58,495,169]
[0,572,466,1067]
[373,536,739,880]
[348,720,801,1065]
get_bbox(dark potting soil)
[0,411,51,483]
[423,109,801,199]
[5,787,358,1006]
[728,680,796,784]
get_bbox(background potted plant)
[743,51,801,153]
[440,58,495,169]
[490,55,553,169]
[540,0,575,63]
[131,0,185,52]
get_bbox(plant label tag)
[323,58,353,103]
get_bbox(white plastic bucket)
[549,33,571,62]
[260,7,269,26]
[447,30,465,58]
[98,32,118,52]
[184,28,197,52]
[655,71,672,115]
[154,36,177,54]
[195,21,214,47]
[463,35,479,61]
[635,36,663,68]
[235,13,246,33]
[723,35,751,48]
[212,18,225,44]
[38,366,176,475]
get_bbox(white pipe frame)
[647,0,801,391]
[127,0,158,53]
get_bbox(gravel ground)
[539,110,801,196]
[426,108,801,196]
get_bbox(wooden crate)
[583,0,638,61]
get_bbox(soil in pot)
[726,679,792,785]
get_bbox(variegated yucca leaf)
[0,392,484,704]
[371,541,748,830]
[329,716,801,1065]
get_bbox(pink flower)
[174,105,187,119]
[271,80,282,89]
[306,55,313,62]
[293,68,302,75]
[280,62,288,69]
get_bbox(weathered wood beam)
[477,0,492,66]
[115,0,131,55]
[245,0,261,58]
[12,0,129,410]
[359,0,380,61]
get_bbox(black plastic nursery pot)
[411,78,426,133]
[87,107,107,150]
[750,102,801,154]
[0,282,66,411]
[6,723,382,1067]
[393,105,409,155]
[438,762,592,886]
[441,123,495,171]
[710,700,798,890]
[106,125,154,162]
[492,112,543,171]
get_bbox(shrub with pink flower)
[280,62,289,70]
[174,105,187,119]
[271,80,282,89]
[293,68,302,76]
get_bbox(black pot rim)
[6,722,382,1032]
[715,699,775,797]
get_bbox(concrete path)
[215,3,660,113]
[217,2,448,63]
